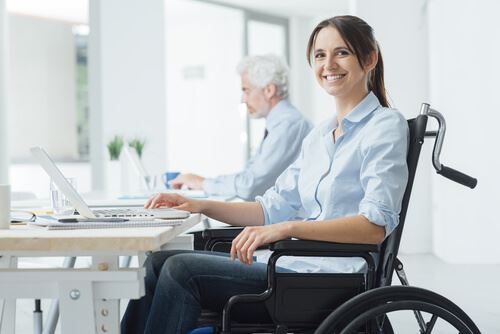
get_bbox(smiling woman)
[307,16,389,111]
[121,14,409,334]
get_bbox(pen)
[58,218,129,223]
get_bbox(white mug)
[0,184,10,229]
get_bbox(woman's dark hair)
[306,15,389,108]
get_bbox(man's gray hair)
[237,54,289,99]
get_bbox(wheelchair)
[190,103,480,334]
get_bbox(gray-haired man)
[171,54,312,200]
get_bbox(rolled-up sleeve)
[358,112,409,237]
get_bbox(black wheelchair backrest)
[377,115,428,287]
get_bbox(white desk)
[0,214,202,334]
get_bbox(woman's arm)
[286,215,385,244]
[199,200,264,227]
[230,215,384,264]
[144,193,264,227]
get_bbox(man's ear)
[364,51,378,72]
[264,84,277,100]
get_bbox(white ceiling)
[5,0,349,23]
[206,0,350,18]
[6,0,88,23]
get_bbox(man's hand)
[170,173,205,190]
[144,193,204,212]
[230,223,292,265]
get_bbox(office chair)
[191,103,479,334]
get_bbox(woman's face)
[313,26,370,100]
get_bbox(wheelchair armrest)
[267,240,380,289]
[201,227,244,239]
[269,239,380,254]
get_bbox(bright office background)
[0,0,499,264]
[1,0,500,332]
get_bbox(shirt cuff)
[359,198,399,238]
[255,196,271,225]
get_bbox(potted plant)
[128,138,146,159]
[107,135,124,160]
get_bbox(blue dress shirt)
[256,92,409,273]
[203,100,312,200]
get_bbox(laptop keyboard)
[93,208,156,218]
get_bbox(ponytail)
[369,46,390,108]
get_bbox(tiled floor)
[11,254,500,333]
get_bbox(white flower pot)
[105,160,122,194]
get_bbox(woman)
[121,15,408,334]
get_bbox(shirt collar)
[344,91,381,123]
[265,99,294,130]
[321,91,381,136]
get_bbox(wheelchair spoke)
[413,309,427,333]
[424,314,438,333]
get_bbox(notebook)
[28,217,184,230]
[30,147,190,220]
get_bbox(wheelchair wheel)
[315,286,480,334]
[341,300,473,334]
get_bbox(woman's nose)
[325,55,338,70]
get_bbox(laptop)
[30,147,190,220]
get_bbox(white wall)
[10,162,91,199]
[428,0,500,263]
[8,14,78,161]
[0,0,8,184]
[89,0,168,190]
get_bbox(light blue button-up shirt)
[256,92,409,273]
[203,99,312,200]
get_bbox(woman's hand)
[230,222,292,265]
[144,193,204,213]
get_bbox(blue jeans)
[120,250,271,334]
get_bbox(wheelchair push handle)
[437,164,477,189]
[420,103,477,189]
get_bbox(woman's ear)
[364,51,378,72]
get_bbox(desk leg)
[43,257,77,334]
[138,252,149,267]
[58,281,96,334]
[0,255,17,334]
[92,256,120,334]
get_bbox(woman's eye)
[336,49,349,56]
[314,52,325,59]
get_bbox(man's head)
[237,55,289,119]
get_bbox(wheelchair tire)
[314,286,480,334]
[340,300,474,334]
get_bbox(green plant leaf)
[107,135,124,160]
[128,137,146,158]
